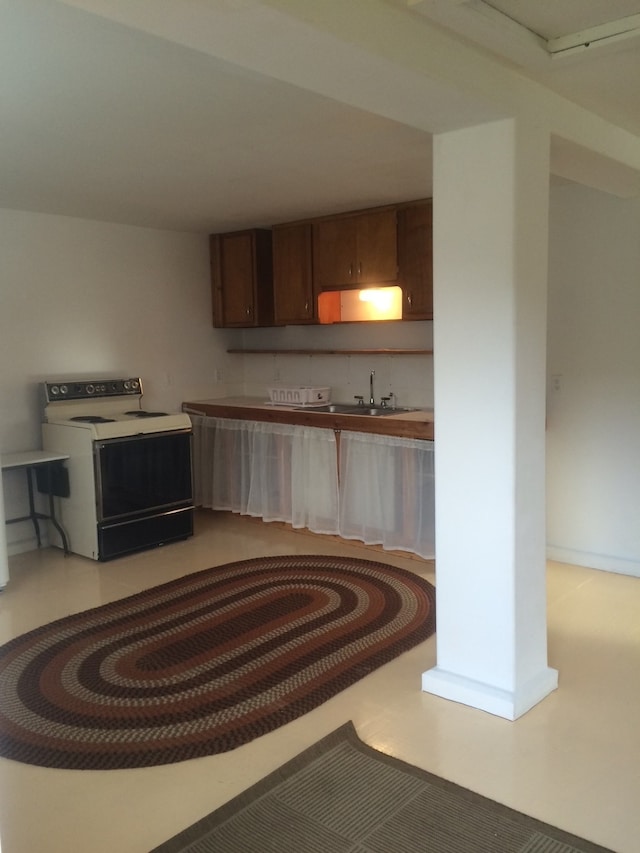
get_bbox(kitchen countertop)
[182,397,434,440]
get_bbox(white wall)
[239,321,434,409]
[0,207,238,552]
[0,206,433,554]
[238,180,640,581]
[2,183,638,576]
[546,183,640,576]
[244,181,640,581]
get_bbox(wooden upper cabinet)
[397,201,433,320]
[312,217,354,289]
[356,209,398,285]
[312,208,398,291]
[210,229,274,328]
[272,223,315,325]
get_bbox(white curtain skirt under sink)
[191,416,434,560]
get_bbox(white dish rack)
[268,386,330,407]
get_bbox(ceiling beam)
[548,14,640,57]
[408,2,640,64]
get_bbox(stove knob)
[59,385,68,395]
[130,379,140,390]
[50,385,59,396]
[86,384,95,394]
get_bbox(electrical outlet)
[215,368,223,383]
[274,368,281,381]
[551,374,562,392]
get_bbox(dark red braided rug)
[0,555,435,771]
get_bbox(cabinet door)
[312,209,398,291]
[273,224,315,324]
[220,232,256,326]
[312,217,357,290]
[356,209,398,285]
[398,202,433,320]
[210,230,273,328]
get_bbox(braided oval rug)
[0,555,435,770]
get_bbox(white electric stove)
[41,378,194,561]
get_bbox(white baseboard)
[421,666,558,721]
[6,531,45,556]
[546,546,640,577]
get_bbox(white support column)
[422,118,558,720]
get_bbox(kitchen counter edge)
[182,398,434,441]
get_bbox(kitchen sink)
[298,403,361,414]
[296,403,420,417]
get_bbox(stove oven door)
[94,429,193,560]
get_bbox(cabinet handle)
[358,262,362,276]
[407,293,413,306]
[246,307,252,317]
[348,263,353,278]
[304,301,309,313]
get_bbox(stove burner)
[70,416,116,424]
[125,410,168,418]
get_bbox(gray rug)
[151,721,614,853]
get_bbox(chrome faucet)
[369,370,375,405]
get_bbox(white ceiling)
[406,0,640,134]
[1,0,640,234]
[0,0,435,232]
[485,0,640,38]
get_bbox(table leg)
[46,465,70,555]
[26,467,42,548]
[48,468,69,554]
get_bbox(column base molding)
[421,665,558,720]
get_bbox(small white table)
[1,450,71,558]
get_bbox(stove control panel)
[42,378,143,402]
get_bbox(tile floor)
[0,510,638,853]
